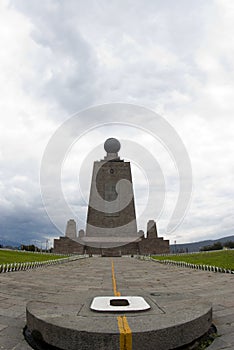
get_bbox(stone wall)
[54,235,169,256]
[54,237,84,255]
[138,237,169,255]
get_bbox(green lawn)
[152,250,234,270]
[0,249,68,264]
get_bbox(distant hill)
[1,235,234,253]
[170,235,234,253]
[0,238,21,249]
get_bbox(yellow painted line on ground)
[117,316,126,348]
[111,260,132,350]
[112,260,121,296]
[117,316,132,350]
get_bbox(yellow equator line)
[118,316,132,350]
[111,260,132,350]
[112,260,121,297]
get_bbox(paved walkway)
[0,257,233,349]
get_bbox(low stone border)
[0,255,87,273]
[150,258,234,274]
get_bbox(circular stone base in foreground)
[25,290,212,350]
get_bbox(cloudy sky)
[0,0,233,247]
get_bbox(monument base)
[54,234,170,255]
[25,290,212,350]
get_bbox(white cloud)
[0,0,233,245]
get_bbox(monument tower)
[54,138,169,255]
[86,138,137,240]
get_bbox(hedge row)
[151,258,234,274]
[0,256,86,273]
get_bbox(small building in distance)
[54,138,169,256]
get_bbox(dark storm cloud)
[0,200,60,245]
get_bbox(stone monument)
[86,137,137,240]
[54,138,169,255]
[78,229,85,238]
[65,219,77,239]
[147,220,158,238]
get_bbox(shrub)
[223,241,234,249]
[200,242,223,251]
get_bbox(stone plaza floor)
[0,256,233,349]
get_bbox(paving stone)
[0,257,233,349]
[217,324,234,336]
[220,332,234,345]
[214,307,234,318]
[207,336,231,349]
[0,325,7,332]
[11,340,33,350]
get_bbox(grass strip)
[152,250,234,270]
[0,249,68,264]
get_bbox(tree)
[200,242,223,251]
[223,241,234,249]
[20,244,37,251]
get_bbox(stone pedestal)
[25,290,212,350]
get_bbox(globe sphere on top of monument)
[104,137,121,153]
